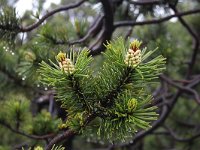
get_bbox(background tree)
[0,0,200,150]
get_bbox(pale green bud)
[34,146,43,150]
[127,98,138,112]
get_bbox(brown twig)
[129,0,163,5]
[20,0,86,32]
[69,15,104,45]
[45,113,95,150]
[164,125,200,142]
[114,9,200,28]
[46,130,76,150]
[169,5,200,78]
[0,120,55,140]
[89,0,114,56]
[160,75,200,104]
[89,26,105,50]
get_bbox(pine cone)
[124,39,142,67]
[56,51,75,74]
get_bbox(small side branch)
[45,113,95,150]
[46,130,76,150]
[0,120,55,140]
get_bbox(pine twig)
[45,113,96,150]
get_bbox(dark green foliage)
[92,92,158,143]
[0,7,20,44]
[37,24,70,46]
[17,44,57,84]
[0,94,30,129]
[0,94,61,138]
[31,110,61,135]
[38,37,165,142]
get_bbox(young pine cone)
[56,51,75,74]
[124,39,142,67]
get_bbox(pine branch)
[39,38,166,144]
[100,67,134,107]
[82,38,165,141]
[112,73,200,148]
[68,74,91,111]
[39,49,93,114]
[0,0,86,44]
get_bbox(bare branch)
[175,120,200,128]
[160,75,200,104]
[45,113,95,150]
[46,130,76,150]
[125,27,133,40]
[89,0,114,56]
[69,15,104,45]
[169,6,200,77]
[129,0,163,5]
[114,9,200,28]
[0,120,55,140]
[89,26,105,50]
[164,125,200,142]
[20,0,86,32]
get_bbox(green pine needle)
[0,7,20,43]
[38,37,166,143]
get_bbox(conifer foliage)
[0,0,200,149]
[0,7,20,43]
[39,38,166,142]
